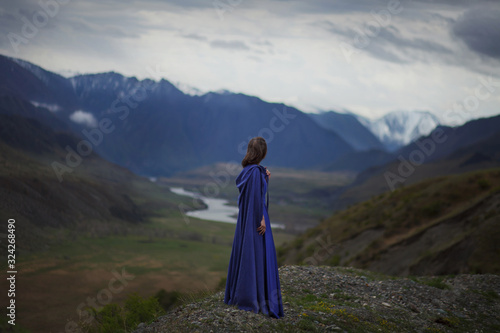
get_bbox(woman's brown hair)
[241,137,267,167]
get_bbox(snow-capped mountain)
[173,81,206,96]
[359,111,441,152]
[9,56,52,85]
[69,72,159,100]
[0,54,355,176]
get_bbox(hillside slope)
[279,168,500,276]
[134,265,500,333]
[0,114,192,252]
[396,115,500,163]
[334,119,500,209]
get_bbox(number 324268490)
[7,219,15,267]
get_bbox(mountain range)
[309,110,441,152]
[1,55,355,176]
[1,54,498,181]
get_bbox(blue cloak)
[224,164,284,318]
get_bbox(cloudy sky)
[1,0,500,123]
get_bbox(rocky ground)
[134,265,500,332]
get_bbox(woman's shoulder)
[237,164,265,187]
[244,164,265,174]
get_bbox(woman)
[224,137,284,318]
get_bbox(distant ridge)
[309,110,385,151]
[0,54,355,176]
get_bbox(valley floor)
[0,217,295,333]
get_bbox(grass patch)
[417,277,451,290]
[471,289,500,304]
[421,201,443,217]
[336,267,390,281]
[296,316,320,332]
[79,293,165,333]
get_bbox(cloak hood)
[236,164,267,192]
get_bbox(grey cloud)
[181,33,208,41]
[0,10,20,35]
[0,3,56,37]
[428,12,456,25]
[0,0,149,41]
[318,20,452,64]
[366,43,408,64]
[68,18,140,39]
[268,0,391,15]
[253,40,273,47]
[412,0,498,5]
[252,39,274,55]
[452,6,500,59]
[270,0,497,15]
[180,33,254,52]
[377,25,452,54]
[142,0,213,9]
[210,40,250,51]
[247,55,263,62]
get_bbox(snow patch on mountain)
[70,72,132,92]
[173,81,205,96]
[69,73,147,101]
[31,101,61,112]
[360,111,441,151]
[10,57,51,85]
[214,89,235,95]
[57,69,82,78]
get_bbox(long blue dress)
[224,164,284,318]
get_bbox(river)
[170,187,285,229]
